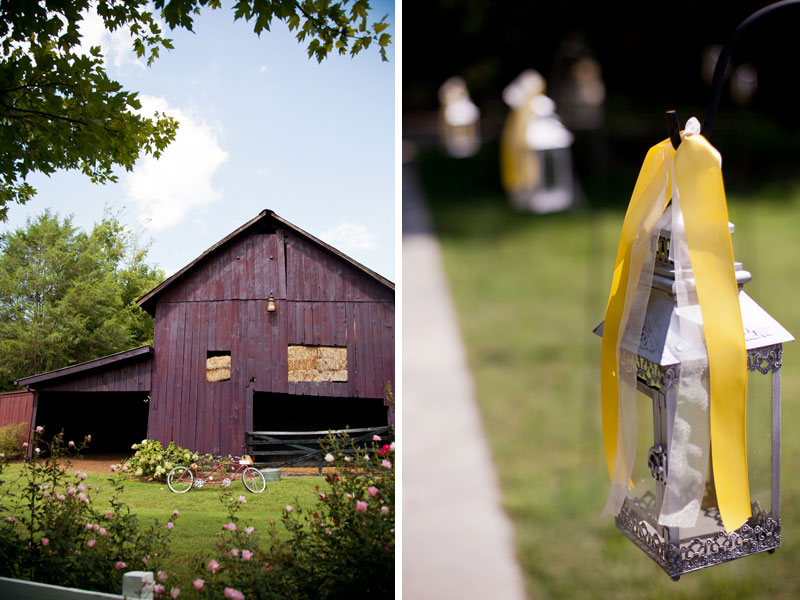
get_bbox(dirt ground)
[59,454,331,476]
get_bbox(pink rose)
[381,460,392,469]
[285,505,292,513]
[372,434,381,441]
[381,506,390,515]
[208,559,219,574]
[238,495,247,503]
[158,571,168,582]
[192,579,204,590]
[356,500,368,512]
[107,511,113,520]
[87,539,96,548]
[116,561,126,570]
[154,585,165,595]
[242,549,253,561]
[368,486,378,497]
[99,528,107,536]
[166,522,174,530]
[245,526,254,535]
[170,588,180,599]
[41,537,49,546]
[224,587,244,600]
[173,509,179,516]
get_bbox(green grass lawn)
[1,464,321,592]
[417,145,800,599]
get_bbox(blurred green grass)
[416,144,800,599]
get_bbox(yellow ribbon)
[500,100,539,195]
[601,133,750,533]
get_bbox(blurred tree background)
[404,0,800,189]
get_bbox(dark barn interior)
[253,392,389,432]
[34,392,149,453]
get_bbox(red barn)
[7,210,394,456]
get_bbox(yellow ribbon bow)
[601,132,750,533]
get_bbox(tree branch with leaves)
[0,0,392,220]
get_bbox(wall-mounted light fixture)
[266,291,276,313]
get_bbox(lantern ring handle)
[702,0,800,140]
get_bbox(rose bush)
[179,433,395,599]
[0,429,177,593]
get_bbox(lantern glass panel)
[630,389,657,518]
[746,367,773,520]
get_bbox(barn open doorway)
[252,392,388,431]
[34,391,149,454]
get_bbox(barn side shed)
[15,210,394,457]
[15,346,154,452]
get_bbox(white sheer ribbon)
[658,146,712,528]
[602,143,670,517]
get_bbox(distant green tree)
[0,210,164,390]
[0,0,392,219]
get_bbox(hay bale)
[206,354,231,382]
[287,345,348,382]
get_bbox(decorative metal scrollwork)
[656,234,672,265]
[616,498,781,578]
[636,356,679,390]
[747,344,783,374]
[648,445,667,482]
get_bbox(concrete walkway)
[402,163,528,600]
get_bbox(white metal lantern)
[438,76,481,158]
[500,71,574,213]
[595,215,792,579]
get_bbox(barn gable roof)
[137,210,393,316]
[15,345,153,388]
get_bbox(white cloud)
[126,95,228,231]
[320,222,378,253]
[78,5,148,71]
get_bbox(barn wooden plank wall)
[0,391,34,430]
[148,228,394,456]
[32,359,153,393]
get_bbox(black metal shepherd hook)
[668,0,800,149]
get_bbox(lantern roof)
[594,217,793,366]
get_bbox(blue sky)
[1,2,395,281]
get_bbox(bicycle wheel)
[167,466,194,493]
[242,467,266,493]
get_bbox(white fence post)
[122,571,154,599]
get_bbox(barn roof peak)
[136,210,393,316]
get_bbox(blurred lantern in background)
[731,63,758,106]
[702,45,724,86]
[501,70,575,213]
[438,76,481,158]
[551,36,606,132]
